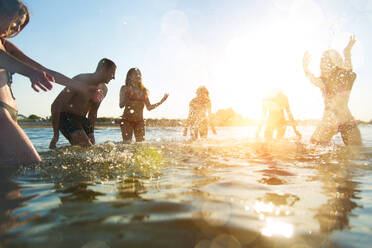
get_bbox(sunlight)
[261,218,294,238]
[253,201,275,214]
[211,0,357,119]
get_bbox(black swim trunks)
[59,112,93,142]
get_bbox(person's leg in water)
[69,130,92,147]
[276,126,287,140]
[191,126,199,140]
[120,120,134,143]
[0,108,40,165]
[310,112,338,145]
[199,119,208,138]
[133,120,145,142]
[58,113,92,147]
[340,122,362,146]
[264,126,274,141]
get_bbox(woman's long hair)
[320,49,344,78]
[125,68,148,96]
[196,86,210,104]
[0,0,30,38]
[125,68,145,88]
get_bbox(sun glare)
[210,0,360,119]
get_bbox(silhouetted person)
[184,86,216,140]
[256,90,301,140]
[303,35,362,146]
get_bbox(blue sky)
[9,0,372,121]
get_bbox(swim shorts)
[59,112,93,142]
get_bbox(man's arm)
[87,84,107,144]
[49,88,75,149]
[87,104,99,145]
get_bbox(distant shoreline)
[19,120,372,129]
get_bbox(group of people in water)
[0,0,363,166]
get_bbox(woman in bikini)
[303,35,362,146]
[119,68,168,142]
[183,86,216,140]
[0,0,103,165]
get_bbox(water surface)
[1,126,372,248]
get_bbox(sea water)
[1,126,372,248]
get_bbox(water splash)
[18,142,164,183]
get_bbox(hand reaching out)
[29,69,54,92]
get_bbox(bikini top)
[125,86,147,102]
[320,67,356,98]
[0,38,15,100]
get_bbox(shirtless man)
[49,58,116,148]
[256,90,301,140]
[303,35,362,146]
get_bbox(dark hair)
[125,68,146,90]
[96,58,116,72]
[0,0,30,38]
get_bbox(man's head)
[96,58,116,84]
[0,0,29,38]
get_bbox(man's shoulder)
[73,73,94,82]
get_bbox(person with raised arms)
[303,35,362,146]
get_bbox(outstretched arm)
[145,93,168,111]
[2,40,103,102]
[303,51,325,90]
[0,46,53,92]
[343,35,356,71]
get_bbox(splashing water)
[1,126,372,248]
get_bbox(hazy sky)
[9,0,372,121]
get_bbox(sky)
[8,0,372,121]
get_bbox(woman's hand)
[344,35,356,55]
[29,69,54,92]
[161,93,169,103]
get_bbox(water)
[1,126,372,247]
